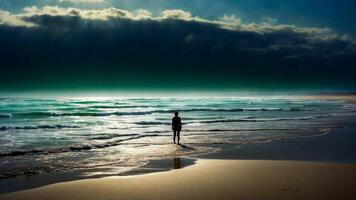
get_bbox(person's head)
[174,111,179,116]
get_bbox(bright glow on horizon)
[1,89,353,99]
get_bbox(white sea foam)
[0,97,354,178]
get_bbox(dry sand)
[1,159,355,200]
[299,94,356,103]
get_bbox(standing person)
[172,111,182,144]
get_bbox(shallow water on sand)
[0,97,356,178]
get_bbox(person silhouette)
[172,111,182,144]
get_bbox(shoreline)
[197,126,356,163]
[1,124,355,194]
[286,94,356,105]
[1,159,355,200]
[0,94,355,196]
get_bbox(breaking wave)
[0,134,160,158]
[0,114,11,118]
[12,111,153,117]
[198,115,328,123]
[0,125,81,131]
[8,107,310,118]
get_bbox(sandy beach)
[0,94,356,199]
[302,94,356,104]
[1,159,355,200]
[1,0,355,197]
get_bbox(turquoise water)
[0,97,356,178]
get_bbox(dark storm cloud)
[0,6,355,90]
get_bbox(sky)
[0,0,356,93]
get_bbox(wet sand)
[1,159,355,200]
[1,93,356,199]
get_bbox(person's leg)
[173,130,176,144]
[177,130,180,144]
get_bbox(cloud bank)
[0,6,355,91]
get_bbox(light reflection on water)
[0,97,355,178]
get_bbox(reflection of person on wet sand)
[173,158,181,169]
[172,111,182,144]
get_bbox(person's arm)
[178,118,182,129]
[172,118,174,130]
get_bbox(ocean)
[1,96,356,178]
